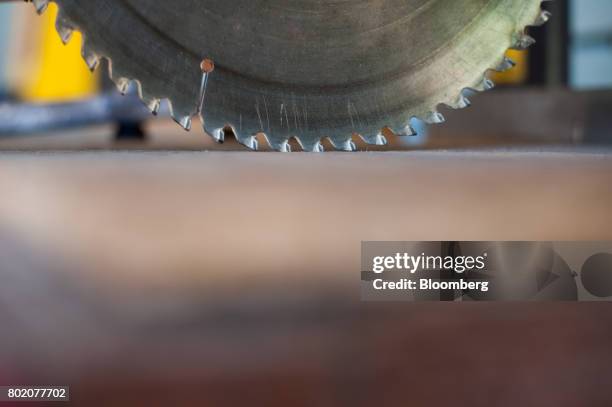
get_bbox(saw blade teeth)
[329,137,357,152]
[55,13,74,45]
[397,124,417,137]
[57,26,73,45]
[213,126,259,150]
[534,10,552,26]
[81,44,100,72]
[241,136,259,151]
[513,33,536,50]
[167,101,196,131]
[313,142,325,153]
[277,140,292,153]
[211,128,225,143]
[424,111,445,124]
[139,88,161,116]
[32,0,49,15]
[296,137,324,153]
[455,94,472,109]
[224,126,259,150]
[483,78,495,90]
[497,57,516,72]
[145,98,161,116]
[345,140,357,152]
[473,77,495,92]
[264,136,291,152]
[310,141,325,153]
[41,0,551,152]
[361,133,388,146]
[115,78,130,95]
[173,116,192,131]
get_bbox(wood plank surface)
[0,149,611,406]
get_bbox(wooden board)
[0,149,611,405]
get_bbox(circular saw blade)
[35,0,548,151]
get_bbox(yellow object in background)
[490,49,529,85]
[13,3,525,101]
[20,3,98,102]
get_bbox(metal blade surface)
[36,0,548,150]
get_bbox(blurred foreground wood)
[0,149,611,406]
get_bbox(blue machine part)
[0,4,15,98]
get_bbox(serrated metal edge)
[31,0,551,152]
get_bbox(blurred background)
[0,2,611,406]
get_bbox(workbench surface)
[0,149,611,406]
